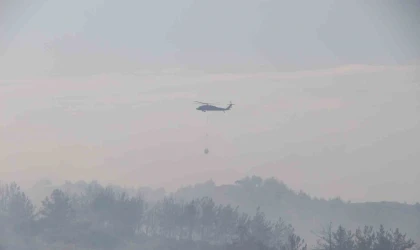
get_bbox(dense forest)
[172,176,420,245]
[1,177,418,250]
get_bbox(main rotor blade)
[195,101,218,105]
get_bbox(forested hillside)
[3,176,418,249]
[172,176,420,246]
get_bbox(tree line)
[0,181,417,250]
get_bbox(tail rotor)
[226,101,235,110]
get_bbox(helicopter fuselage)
[197,105,227,112]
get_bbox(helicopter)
[195,101,235,112]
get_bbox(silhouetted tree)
[333,225,354,250]
[182,199,198,240]
[389,227,415,250]
[156,196,181,238]
[354,226,376,250]
[314,223,416,250]
[199,197,217,241]
[216,204,241,243]
[270,217,291,249]
[37,189,75,244]
[315,222,334,250]
[143,205,159,236]
[282,232,307,250]
[250,207,274,246]
[0,182,35,237]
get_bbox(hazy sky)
[1,0,419,203]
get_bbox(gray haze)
[1,0,420,203]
